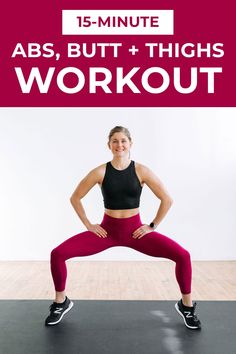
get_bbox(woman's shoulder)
[134,161,158,181]
[89,163,107,174]
[87,163,107,183]
[134,161,150,174]
[134,162,159,184]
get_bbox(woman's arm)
[137,163,173,228]
[70,165,107,237]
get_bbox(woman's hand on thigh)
[87,224,108,238]
[132,225,153,239]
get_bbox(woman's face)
[108,132,132,158]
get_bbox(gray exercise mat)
[0,300,235,354]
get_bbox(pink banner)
[0,0,235,106]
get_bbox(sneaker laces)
[49,302,62,313]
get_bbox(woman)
[45,126,201,330]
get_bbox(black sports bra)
[101,160,142,210]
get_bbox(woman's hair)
[108,126,132,142]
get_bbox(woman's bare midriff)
[104,208,140,218]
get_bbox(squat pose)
[45,126,201,330]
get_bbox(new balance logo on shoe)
[184,311,193,318]
[54,307,63,314]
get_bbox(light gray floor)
[0,300,235,354]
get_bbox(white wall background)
[0,108,235,261]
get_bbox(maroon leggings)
[50,213,192,294]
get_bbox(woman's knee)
[180,248,191,263]
[174,247,191,264]
[50,246,64,261]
